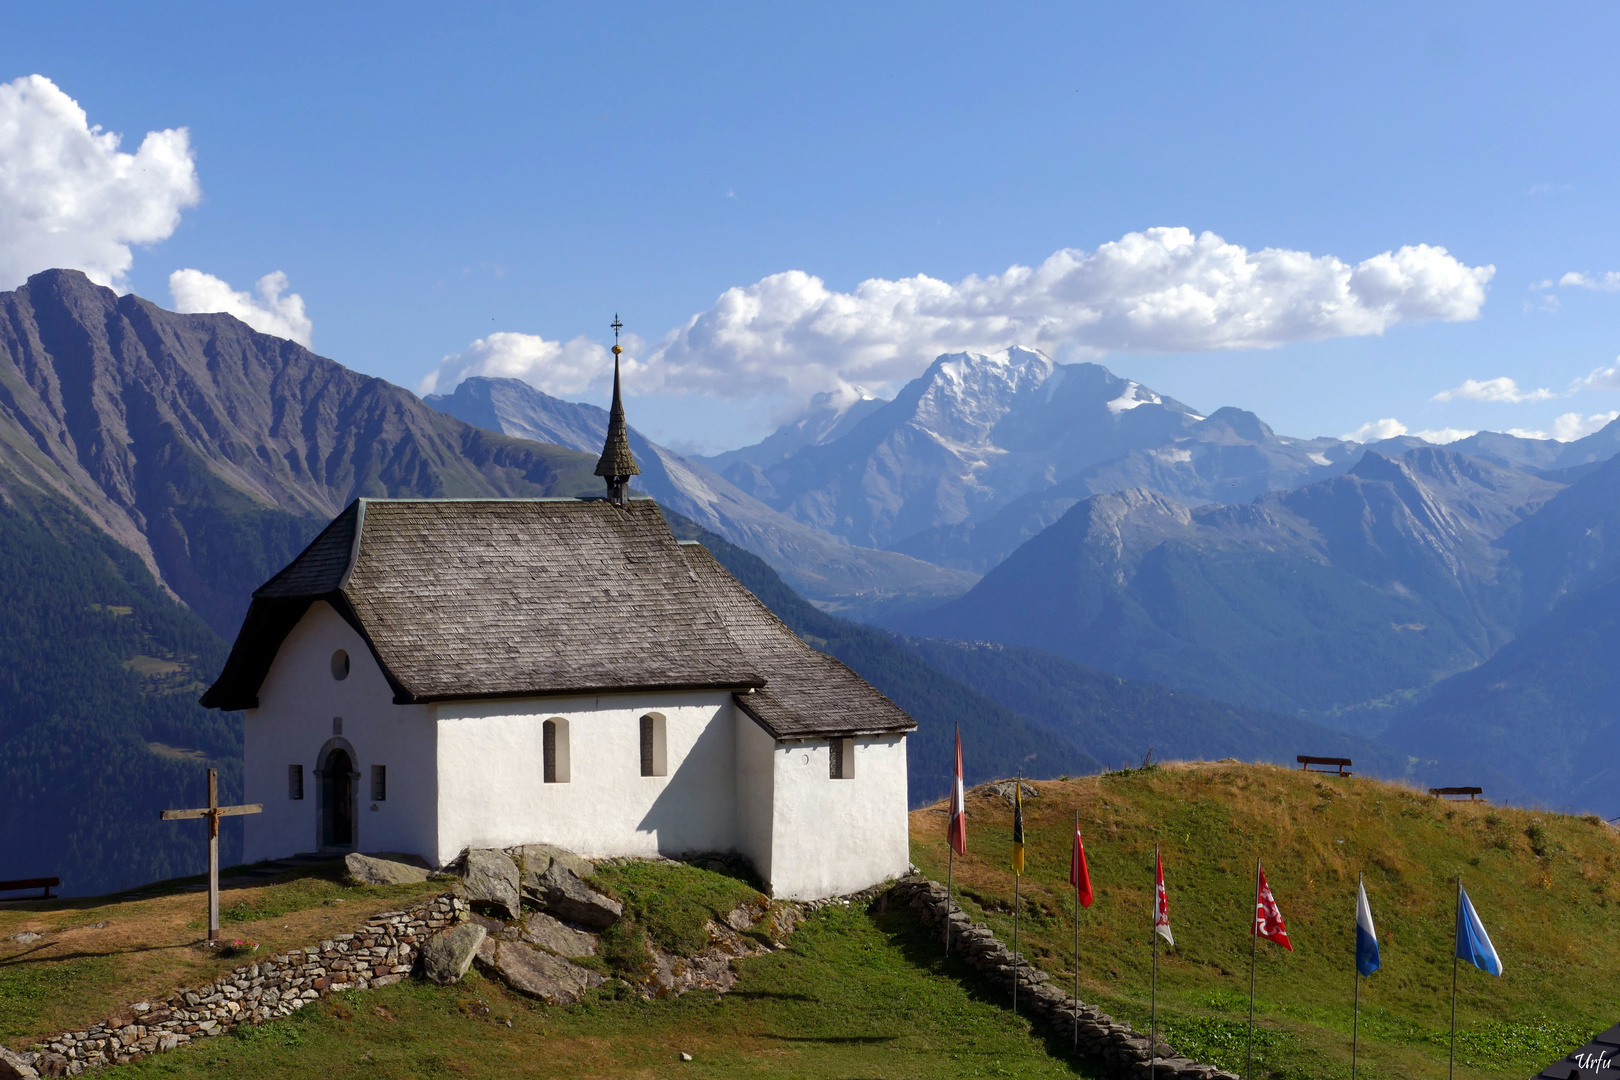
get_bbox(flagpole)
[1247,856,1259,1080]
[946,842,955,955]
[1013,771,1021,1018]
[1449,875,1460,1080]
[1073,808,1080,1053]
[1352,872,1362,1080]
[1151,843,1159,1080]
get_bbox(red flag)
[1153,849,1173,946]
[1253,864,1293,951]
[947,728,967,856]
[1070,823,1093,907]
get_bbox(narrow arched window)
[640,713,667,777]
[543,718,570,783]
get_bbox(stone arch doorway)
[316,738,359,851]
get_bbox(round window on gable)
[331,649,350,680]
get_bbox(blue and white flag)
[1355,879,1380,976]
[1455,885,1503,976]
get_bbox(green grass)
[913,762,1619,1079]
[589,860,766,956]
[122,903,1099,1079]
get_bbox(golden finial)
[611,313,623,355]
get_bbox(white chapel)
[201,358,915,900]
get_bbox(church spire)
[594,314,640,506]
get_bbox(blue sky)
[4,3,1620,452]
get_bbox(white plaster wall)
[434,691,738,864]
[767,735,911,900]
[733,710,777,884]
[243,602,437,864]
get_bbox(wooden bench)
[0,877,59,899]
[1298,755,1353,776]
[1429,786,1484,802]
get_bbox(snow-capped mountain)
[711,348,1358,562]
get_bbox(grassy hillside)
[2,862,1095,1080]
[910,762,1617,1079]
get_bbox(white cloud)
[1409,427,1476,444]
[169,270,313,346]
[1507,412,1620,442]
[417,330,642,397]
[0,75,199,290]
[1559,271,1620,292]
[628,229,1495,403]
[1341,419,1475,444]
[1430,377,1554,404]
[1343,418,1410,442]
[1570,359,1620,392]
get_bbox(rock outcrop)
[474,935,604,1006]
[344,852,432,886]
[528,862,621,929]
[456,849,522,920]
[421,922,487,986]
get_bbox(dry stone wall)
[7,895,463,1078]
[887,877,1239,1080]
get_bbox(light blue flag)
[1455,885,1503,976]
[1355,879,1380,976]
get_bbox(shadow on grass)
[0,941,196,968]
[764,1034,899,1044]
[724,990,821,1003]
[871,907,1103,1078]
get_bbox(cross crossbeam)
[160,768,262,943]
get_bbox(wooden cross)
[161,768,261,943]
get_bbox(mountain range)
[696,347,1362,567]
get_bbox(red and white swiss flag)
[1153,849,1173,946]
[1253,863,1293,951]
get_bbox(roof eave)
[400,676,768,707]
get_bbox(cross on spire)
[595,313,640,504]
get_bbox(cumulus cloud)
[1341,418,1475,444]
[626,229,1495,403]
[416,330,643,397]
[0,75,199,290]
[1507,412,1620,441]
[1431,377,1554,404]
[169,270,313,346]
[1559,271,1620,292]
[1572,359,1620,393]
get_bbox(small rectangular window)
[830,737,854,780]
[289,764,304,800]
[371,764,387,801]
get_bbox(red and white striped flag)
[947,728,967,856]
[1070,823,1093,908]
[1154,849,1173,946]
[1253,863,1293,951]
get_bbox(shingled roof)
[201,498,914,739]
[201,498,767,709]
[681,543,916,739]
